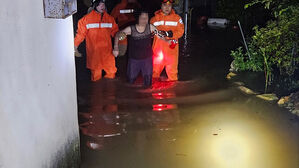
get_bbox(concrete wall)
[0,0,80,168]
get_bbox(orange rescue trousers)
[90,55,117,81]
[152,38,179,81]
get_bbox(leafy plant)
[231,0,299,92]
[231,46,264,72]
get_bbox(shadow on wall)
[51,137,80,168]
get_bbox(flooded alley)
[1,0,298,167]
[76,29,299,168]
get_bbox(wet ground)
[76,28,299,168]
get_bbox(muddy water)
[77,29,299,168]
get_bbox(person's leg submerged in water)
[141,57,153,87]
[127,58,142,84]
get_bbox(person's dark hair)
[134,8,152,24]
[92,0,105,9]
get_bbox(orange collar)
[155,9,176,16]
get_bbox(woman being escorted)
[113,9,158,87]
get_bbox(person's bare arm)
[113,26,132,57]
[114,26,131,49]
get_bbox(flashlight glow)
[180,105,298,168]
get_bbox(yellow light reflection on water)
[209,131,251,167]
[179,103,299,168]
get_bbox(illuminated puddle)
[77,29,299,168]
[79,79,299,168]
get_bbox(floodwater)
[77,28,299,168]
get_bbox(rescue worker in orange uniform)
[74,0,119,81]
[150,0,184,81]
[111,0,141,56]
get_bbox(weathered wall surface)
[0,0,80,167]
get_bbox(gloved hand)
[159,30,173,38]
[153,30,165,39]
[74,46,82,57]
[166,30,173,38]
[159,30,167,37]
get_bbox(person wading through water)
[74,0,119,81]
[150,0,185,81]
[113,9,159,87]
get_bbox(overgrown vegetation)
[230,0,299,93]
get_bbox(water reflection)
[79,81,125,150]
[78,27,299,167]
[79,80,183,150]
[152,104,177,111]
[151,103,180,131]
[152,92,176,100]
[151,88,180,131]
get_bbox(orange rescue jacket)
[150,9,184,41]
[150,9,184,63]
[74,10,119,70]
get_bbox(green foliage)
[245,0,273,10]
[244,0,298,17]
[231,0,299,92]
[231,46,264,72]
